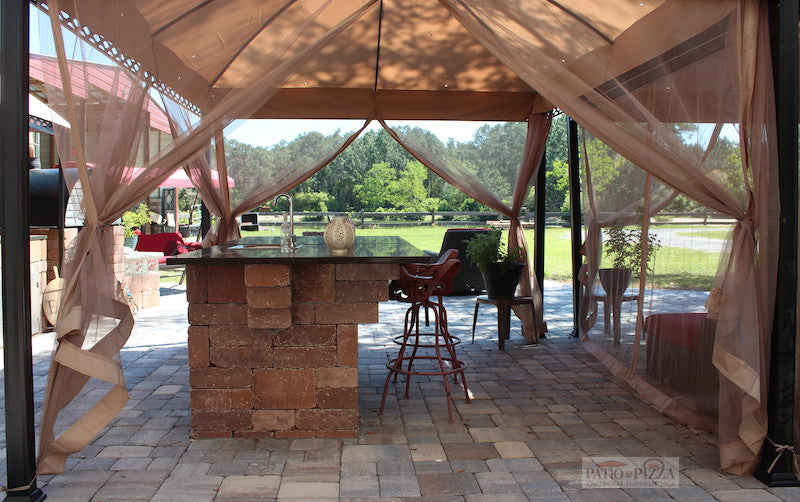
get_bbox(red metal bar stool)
[380,252,470,421]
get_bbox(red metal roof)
[29,54,171,134]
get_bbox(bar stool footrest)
[392,333,462,348]
[386,356,467,377]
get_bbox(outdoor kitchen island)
[168,235,429,439]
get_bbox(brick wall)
[31,226,159,316]
[30,236,48,335]
[186,262,398,439]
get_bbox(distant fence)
[239,210,734,229]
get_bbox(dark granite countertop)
[166,235,432,265]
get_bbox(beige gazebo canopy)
[49,0,736,122]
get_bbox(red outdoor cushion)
[135,232,200,256]
[162,239,189,256]
[643,312,705,351]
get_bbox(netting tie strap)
[766,436,800,474]
[2,477,36,492]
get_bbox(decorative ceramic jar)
[324,214,356,254]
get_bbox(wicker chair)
[432,228,490,295]
[644,312,718,395]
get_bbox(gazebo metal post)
[1,1,46,500]
[200,201,211,240]
[567,117,582,337]
[757,0,799,487]
[534,149,546,297]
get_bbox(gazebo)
[1,0,797,499]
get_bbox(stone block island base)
[170,236,428,439]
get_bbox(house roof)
[29,53,171,133]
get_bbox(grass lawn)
[677,229,731,240]
[240,224,720,291]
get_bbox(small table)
[591,291,638,345]
[471,296,537,350]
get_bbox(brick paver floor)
[3,281,799,501]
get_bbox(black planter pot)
[597,268,632,296]
[481,262,525,299]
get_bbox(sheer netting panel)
[381,120,528,212]
[34,3,177,475]
[382,117,550,340]
[443,0,777,473]
[33,0,378,474]
[579,122,753,438]
[225,120,371,213]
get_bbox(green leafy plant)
[121,203,151,238]
[604,221,661,273]
[465,229,524,273]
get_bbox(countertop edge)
[166,255,430,265]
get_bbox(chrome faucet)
[274,193,295,249]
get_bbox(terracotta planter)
[480,262,524,299]
[597,268,632,296]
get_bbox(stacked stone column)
[186,262,398,438]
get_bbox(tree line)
[221,116,571,214]
[214,116,740,216]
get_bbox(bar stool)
[380,253,470,421]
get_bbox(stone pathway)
[3,282,799,501]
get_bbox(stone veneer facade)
[185,262,399,439]
[31,226,160,317]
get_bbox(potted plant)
[121,203,151,248]
[599,221,661,296]
[465,229,525,298]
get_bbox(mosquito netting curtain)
[33,0,380,474]
[164,105,369,247]
[381,116,550,339]
[34,0,777,477]
[439,0,777,474]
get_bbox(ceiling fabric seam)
[543,0,613,45]
[209,0,301,87]
[373,0,384,93]
[153,0,218,37]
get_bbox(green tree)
[354,160,438,212]
[543,114,569,211]
[546,159,570,211]
[307,129,415,210]
[293,191,329,212]
[354,162,398,210]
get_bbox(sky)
[227,119,491,148]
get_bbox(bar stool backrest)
[432,258,461,297]
[396,257,461,304]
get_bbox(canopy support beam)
[757,0,799,487]
[567,117,582,338]
[1,0,45,500]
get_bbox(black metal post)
[1,1,46,500]
[534,149,546,296]
[757,0,799,487]
[200,201,211,239]
[567,117,582,338]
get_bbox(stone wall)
[185,262,398,439]
[30,227,78,283]
[30,236,47,334]
[31,226,160,316]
